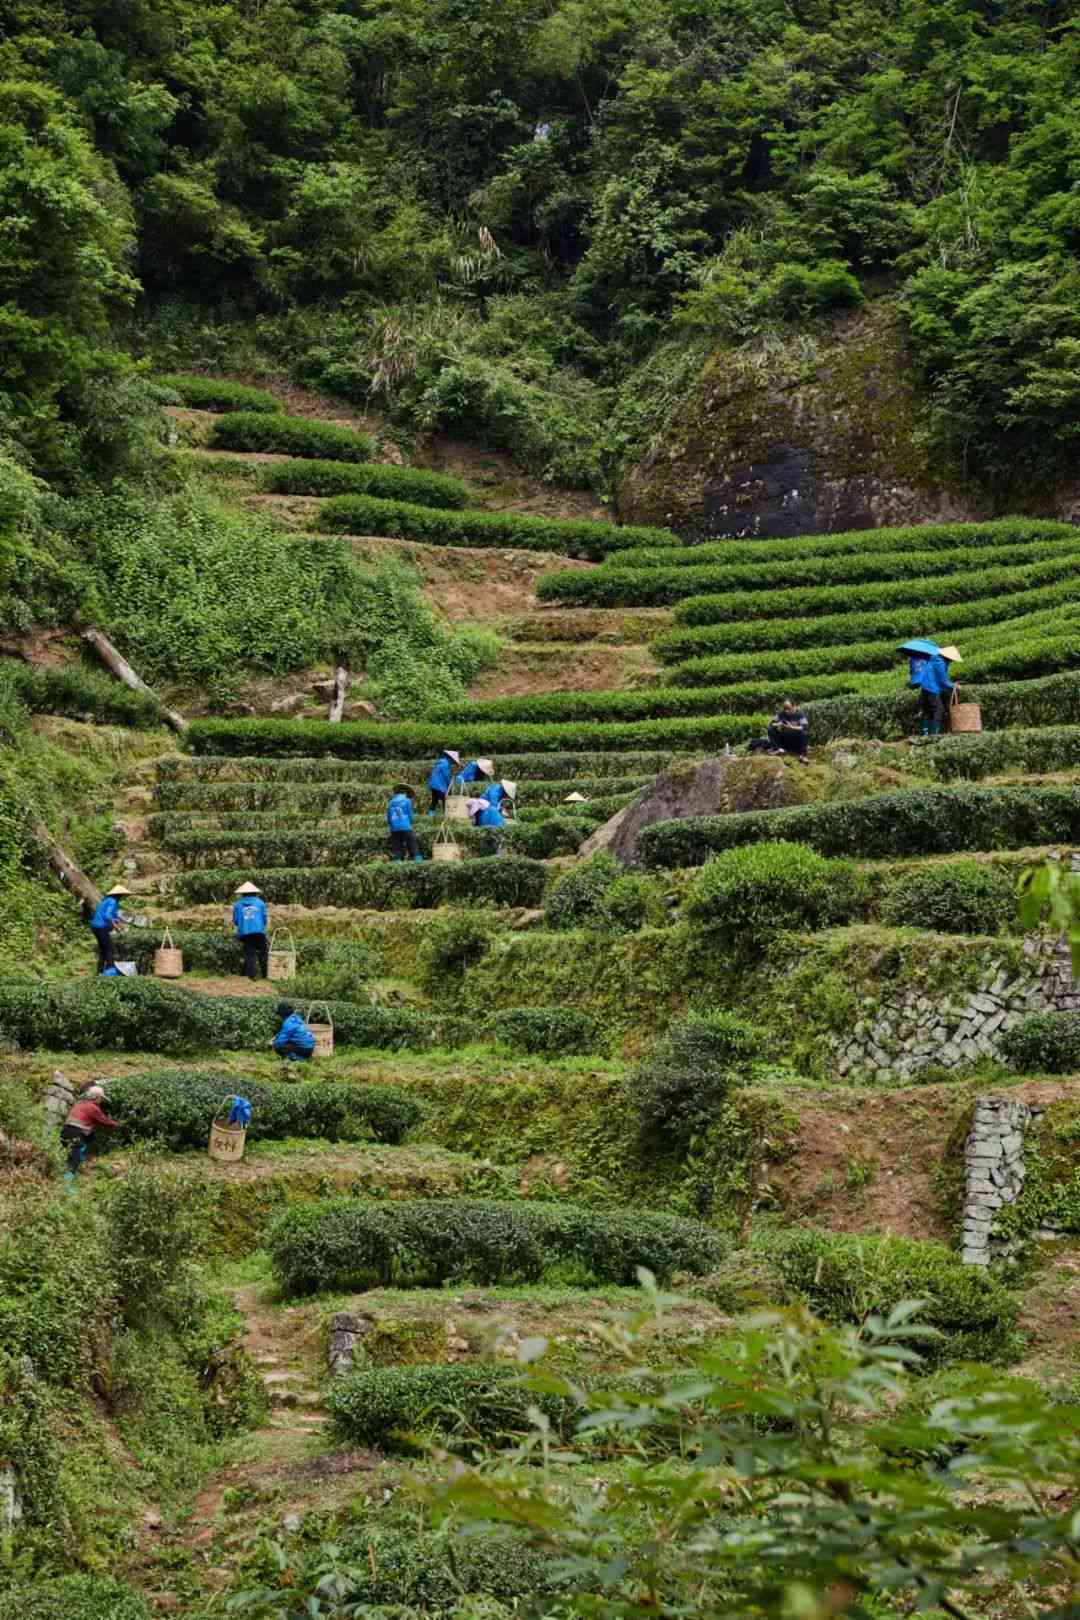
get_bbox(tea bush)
[879,860,1017,936]
[921,726,1080,782]
[772,1229,1021,1367]
[544,852,622,928]
[417,909,500,995]
[0,660,161,727]
[426,677,880,724]
[628,1011,767,1142]
[491,1006,602,1056]
[155,374,281,413]
[0,978,445,1054]
[208,411,375,460]
[325,1363,575,1451]
[1000,1011,1080,1074]
[595,872,668,933]
[163,748,675,784]
[169,854,548,909]
[106,1070,422,1150]
[267,1197,725,1294]
[0,1577,151,1620]
[153,771,652,814]
[261,458,469,508]
[685,842,865,950]
[0,1191,114,1388]
[640,784,1080,868]
[159,818,592,866]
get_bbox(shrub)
[491,1007,602,1056]
[921,726,1080,782]
[1000,1012,1080,1074]
[545,852,622,928]
[628,1011,767,1142]
[0,660,162,727]
[186,713,761,759]
[208,411,375,460]
[772,1229,1021,1367]
[595,872,667,933]
[0,1192,114,1389]
[164,748,675,784]
[105,1070,422,1150]
[541,550,1080,614]
[157,818,592,867]
[417,909,500,995]
[153,770,655,814]
[0,978,446,1055]
[267,1197,725,1294]
[169,855,549,910]
[640,784,1080,869]
[260,458,469,508]
[313,494,677,562]
[879,860,1017,935]
[325,1363,574,1451]
[806,672,1080,745]
[650,578,1077,661]
[685,842,865,950]
[121,928,374,981]
[309,1523,564,1608]
[156,374,281,413]
[0,1577,151,1620]
[426,677,884,724]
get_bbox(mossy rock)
[616,300,973,538]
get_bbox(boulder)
[585,755,791,866]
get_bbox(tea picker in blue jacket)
[387,784,423,861]
[233,881,269,979]
[916,645,961,736]
[427,749,461,814]
[89,884,132,974]
[453,756,494,788]
[481,778,517,814]
[468,796,507,829]
[272,1002,316,1061]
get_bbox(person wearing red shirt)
[61,1085,118,1178]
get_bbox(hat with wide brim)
[896,639,940,657]
[564,791,588,803]
[234,882,263,895]
[499,779,518,799]
[392,783,414,796]
[465,798,488,816]
[443,749,462,765]
[938,645,963,662]
[476,758,495,776]
[106,884,132,897]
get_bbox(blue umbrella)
[896,639,940,656]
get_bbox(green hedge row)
[613,518,1076,571]
[650,577,1079,661]
[312,493,678,562]
[159,815,596,866]
[922,726,1080,781]
[491,1006,602,1055]
[120,926,346,977]
[107,1070,421,1150]
[537,535,1079,609]
[639,783,1080,868]
[0,660,162,727]
[325,1364,573,1451]
[807,670,1080,745]
[425,674,886,726]
[775,1229,1020,1367]
[148,790,632,826]
[267,1196,725,1294]
[159,749,677,785]
[185,714,760,760]
[0,1577,151,1620]
[0,979,449,1054]
[260,458,470,509]
[1000,1011,1080,1073]
[157,374,282,414]
[208,411,375,461]
[169,855,549,909]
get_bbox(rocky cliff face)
[615,301,1015,539]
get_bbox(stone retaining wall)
[961,1096,1039,1265]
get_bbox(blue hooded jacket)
[387,792,414,832]
[453,761,487,786]
[473,803,506,829]
[90,895,120,931]
[273,1012,315,1055]
[428,755,453,795]
[908,654,928,688]
[233,896,268,937]
[917,654,954,697]
[482,782,506,809]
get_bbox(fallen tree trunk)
[82,629,188,734]
[29,816,99,909]
[329,665,347,724]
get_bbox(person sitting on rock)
[271,1001,316,1062]
[767,701,810,763]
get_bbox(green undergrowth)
[993,1099,1080,1242]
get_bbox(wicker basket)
[948,685,982,734]
[209,1099,247,1162]
[445,789,470,821]
[267,930,297,980]
[432,822,462,863]
[305,1001,334,1057]
[154,928,183,978]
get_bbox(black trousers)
[276,1040,312,1062]
[60,1124,91,1174]
[92,925,115,972]
[241,932,269,979]
[767,722,807,757]
[429,789,446,812]
[920,690,946,730]
[390,829,420,860]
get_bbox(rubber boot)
[413,853,424,861]
[927,720,941,736]
[63,1171,77,1196]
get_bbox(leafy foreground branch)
[229,1296,1080,1620]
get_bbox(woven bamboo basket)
[445,788,470,821]
[209,1099,247,1162]
[154,928,183,978]
[432,822,462,862]
[267,930,297,980]
[948,685,982,734]
[305,1001,334,1057]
